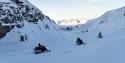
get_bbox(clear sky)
[28,0,124,21]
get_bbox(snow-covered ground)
[0,0,125,63]
[1,26,125,63]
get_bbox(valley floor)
[0,27,125,63]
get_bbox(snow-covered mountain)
[57,18,88,25]
[0,0,57,38]
[85,6,125,32]
[0,0,125,63]
[58,6,125,32]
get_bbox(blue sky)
[29,0,124,21]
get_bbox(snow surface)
[0,0,125,63]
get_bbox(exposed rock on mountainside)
[0,0,56,38]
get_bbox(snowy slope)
[0,0,58,55]
[0,0,57,38]
[85,6,125,32]
[0,0,58,53]
[0,0,125,63]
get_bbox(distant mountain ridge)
[57,18,89,25]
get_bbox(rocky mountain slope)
[0,0,57,38]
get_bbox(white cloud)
[72,0,80,4]
[89,0,103,3]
